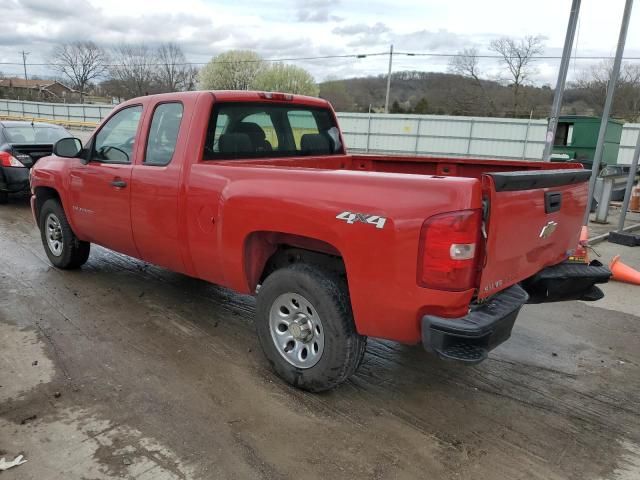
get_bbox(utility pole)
[384,44,393,114]
[542,0,581,161]
[21,50,30,81]
[583,0,633,224]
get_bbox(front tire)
[39,199,90,269]
[0,191,8,204]
[256,263,366,392]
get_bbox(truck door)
[130,101,187,273]
[69,105,142,257]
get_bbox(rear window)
[3,126,68,144]
[203,103,342,160]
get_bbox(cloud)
[332,22,389,36]
[3,0,639,86]
[295,0,341,22]
[392,29,471,51]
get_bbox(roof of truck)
[122,90,331,109]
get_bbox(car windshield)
[3,125,69,144]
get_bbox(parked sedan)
[0,121,71,203]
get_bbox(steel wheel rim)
[268,292,325,369]
[45,213,63,257]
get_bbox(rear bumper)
[422,284,529,364]
[0,166,30,193]
[421,262,611,364]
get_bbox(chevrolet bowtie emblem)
[539,220,558,239]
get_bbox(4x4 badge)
[336,211,387,229]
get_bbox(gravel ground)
[1,195,639,480]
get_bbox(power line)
[0,52,389,67]
[3,50,640,68]
[396,51,640,60]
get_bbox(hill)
[318,70,622,119]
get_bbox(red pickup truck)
[30,91,610,391]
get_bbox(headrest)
[300,134,331,154]
[218,133,252,155]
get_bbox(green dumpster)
[551,115,624,168]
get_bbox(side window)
[94,106,142,163]
[145,103,183,166]
[214,113,229,142]
[287,110,320,150]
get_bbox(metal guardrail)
[593,174,638,223]
[0,114,97,130]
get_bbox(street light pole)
[542,0,581,161]
[21,50,30,81]
[384,44,394,114]
[583,0,634,224]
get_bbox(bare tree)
[109,44,157,98]
[448,48,496,115]
[51,41,108,102]
[490,35,544,116]
[182,65,200,91]
[156,42,198,92]
[449,48,482,82]
[573,60,640,120]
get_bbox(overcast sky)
[2,0,640,84]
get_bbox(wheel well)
[244,232,346,292]
[34,187,61,224]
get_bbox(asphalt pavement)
[1,195,639,480]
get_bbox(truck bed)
[221,154,584,178]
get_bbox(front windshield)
[4,126,69,144]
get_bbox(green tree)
[199,50,265,90]
[253,62,318,96]
[413,97,429,114]
[390,100,404,113]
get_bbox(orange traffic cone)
[569,225,590,263]
[579,225,589,263]
[609,255,640,285]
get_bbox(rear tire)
[256,263,366,392]
[39,199,90,269]
[0,191,8,204]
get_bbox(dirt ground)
[1,195,640,480]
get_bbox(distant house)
[0,78,77,101]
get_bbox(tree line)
[3,37,639,121]
[47,42,317,103]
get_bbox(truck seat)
[301,134,331,154]
[219,133,252,155]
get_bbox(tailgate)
[478,168,592,300]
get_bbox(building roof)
[0,77,74,92]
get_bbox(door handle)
[111,179,127,188]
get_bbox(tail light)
[0,151,24,167]
[418,209,482,291]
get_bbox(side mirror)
[53,137,83,158]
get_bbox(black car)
[0,121,71,203]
